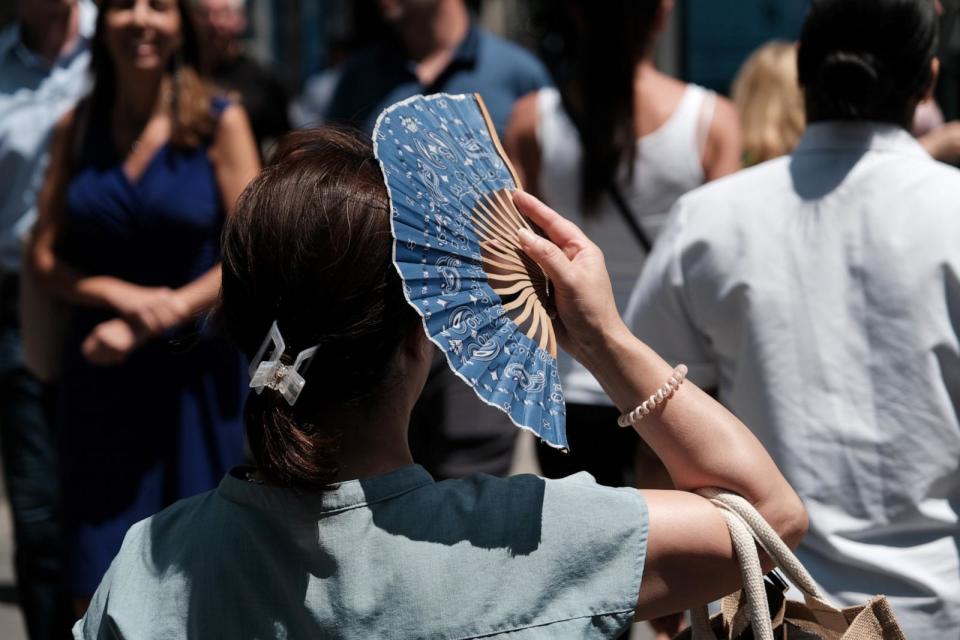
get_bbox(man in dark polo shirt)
[327,0,551,479]
[194,0,291,155]
[327,0,550,139]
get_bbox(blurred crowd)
[1,0,959,639]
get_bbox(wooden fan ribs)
[471,188,557,358]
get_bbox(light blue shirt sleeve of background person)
[0,0,95,274]
[74,466,649,639]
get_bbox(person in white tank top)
[534,83,722,403]
[509,1,741,404]
[507,4,741,635]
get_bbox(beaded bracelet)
[617,364,688,428]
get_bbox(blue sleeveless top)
[60,98,229,289]
[57,97,247,597]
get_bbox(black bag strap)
[607,181,653,254]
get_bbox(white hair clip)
[248,321,319,406]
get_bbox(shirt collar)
[2,0,96,69]
[794,121,930,159]
[389,18,481,78]
[451,19,480,68]
[217,464,435,516]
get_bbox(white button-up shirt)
[626,122,960,639]
[0,1,94,273]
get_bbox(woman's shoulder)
[397,473,647,634]
[641,71,689,105]
[206,97,256,159]
[508,88,555,128]
[208,95,247,130]
[506,87,575,156]
[211,99,250,132]
[428,471,648,527]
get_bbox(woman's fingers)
[81,335,118,366]
[81,320,141,366]
[513,190,587,257]
[517,227,571,287]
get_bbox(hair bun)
[817,51,891,113]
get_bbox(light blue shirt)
[75,465,648,639]
[0,0,95,272]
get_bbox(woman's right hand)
[81,318,147,367]
[107,282,190,336]
[513,191,628,365]
[516,192,808,623]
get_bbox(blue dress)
[58,99,247,596]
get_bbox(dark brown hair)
[798,0,938,126]
[561,0,662,213]
[90,0,214,148]
[218,127,420,490]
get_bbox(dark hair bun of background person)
[218,127,420,490]
[798,0,938,124]
[817,51,892,115]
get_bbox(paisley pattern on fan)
[373,93,567,450]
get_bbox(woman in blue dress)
[30,0,260,609]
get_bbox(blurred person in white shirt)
[0,1,95,637]
[626,0,960,636]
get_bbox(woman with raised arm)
[72,127,804,639]
[30,0,259,611]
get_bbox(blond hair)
[732,41,805,165]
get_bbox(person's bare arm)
[36,104,258,367]
[30,110,141,310]
[179,103,260,317]
[505,92,543,197]
[514,191,806,620]
[702,96,742,181]
[81,105,258,366]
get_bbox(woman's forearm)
[581,322,805,544]
[511,190,805,542]
[174,265,221,317]
[30,248,128,310]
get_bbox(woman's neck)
[327,405,416,482]
[634,57,662,83]
[113,69,168,126]
[396,0,469,63]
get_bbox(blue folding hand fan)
[374,93,567,450]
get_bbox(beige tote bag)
[675,489,907,640]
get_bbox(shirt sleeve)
[624,197,719,388]
[72,549,121,639]
[71,520,153,640]
[532,472,649,635]
[514,51,553,94]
